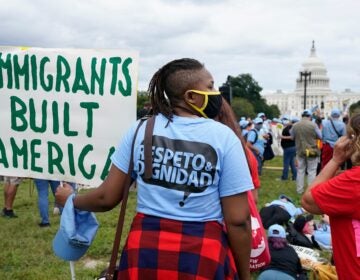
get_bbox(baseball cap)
[294,214,314,232]
[291,116,300,123]
[257,112,265,118]
[302,109,312,117]
[254,117,263,124]
[239,119,249,129]
[268,224,286,239]
[331,108,341,118]
[53,194,99,261]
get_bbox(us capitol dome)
[263,41,359,118]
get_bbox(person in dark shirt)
[258,224,305,280]
[287,214,320,250]
[280,117,297,181]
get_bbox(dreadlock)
[148,58,204,121]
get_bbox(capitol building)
[262,41,360,118]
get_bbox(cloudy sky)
[1,0,360,93]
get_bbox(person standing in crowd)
[257,113,274,163]
[321,108,346,169]
[1,176,22,218]
[291,109,322,194]
[35,179,76,227]
[301,113,360,279]
[280,117,297,181]
[257,112,270,135]
[258,224,305,280]
[56,58,253,279]
[239,118,253,139]
[246,117,266,175]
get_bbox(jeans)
[296,156,319,194]
[281,146,297,180]
[34,179,75,224]
[258,269,296,280]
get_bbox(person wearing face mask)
[56,58,253,280]
[246,117,266,175]
[280,117,297,181]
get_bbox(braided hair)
[148,58,204,121]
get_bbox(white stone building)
[263,42,360,118]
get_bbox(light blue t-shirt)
[246,128,265,155]
[321,118,346,147]
[111,114,254,222]
[269,199,303,218]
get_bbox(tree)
[231,97,255,120]
[224,74,280,119]
[228,74,263,101]
[137,91,150,118]
[268,104,281,119]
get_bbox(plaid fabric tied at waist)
[118,213,238,280]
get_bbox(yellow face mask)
[185,89,222,118]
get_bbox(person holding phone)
[301,113,360,279]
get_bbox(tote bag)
[248,191,271,271]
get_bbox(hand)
[332,136,354,164]
[55,182,75,207]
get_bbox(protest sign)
[0,46,139,186]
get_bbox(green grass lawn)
[0,156,314,279]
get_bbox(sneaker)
[38,222,51,228]
[53,207,60,215]
[1,208,18,218]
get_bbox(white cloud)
[0,0,360,92]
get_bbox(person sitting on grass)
[260,194,304,229]
[258,224,305,280]
[286,214,321,250]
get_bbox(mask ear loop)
[184,90,210,118]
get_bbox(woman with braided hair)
[56,58,253,279]
[302,113,360,279]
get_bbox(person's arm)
[251,188,258,205]
[246,141,259,155]
[245,131,259,155]
[301,136,354,214]
[289,127,295,140]
[55,164,127,212]
[280,135,292,140]
[221,192,251,280]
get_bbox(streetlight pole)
[299,71,311,110]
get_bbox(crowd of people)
[2,57,359,279]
